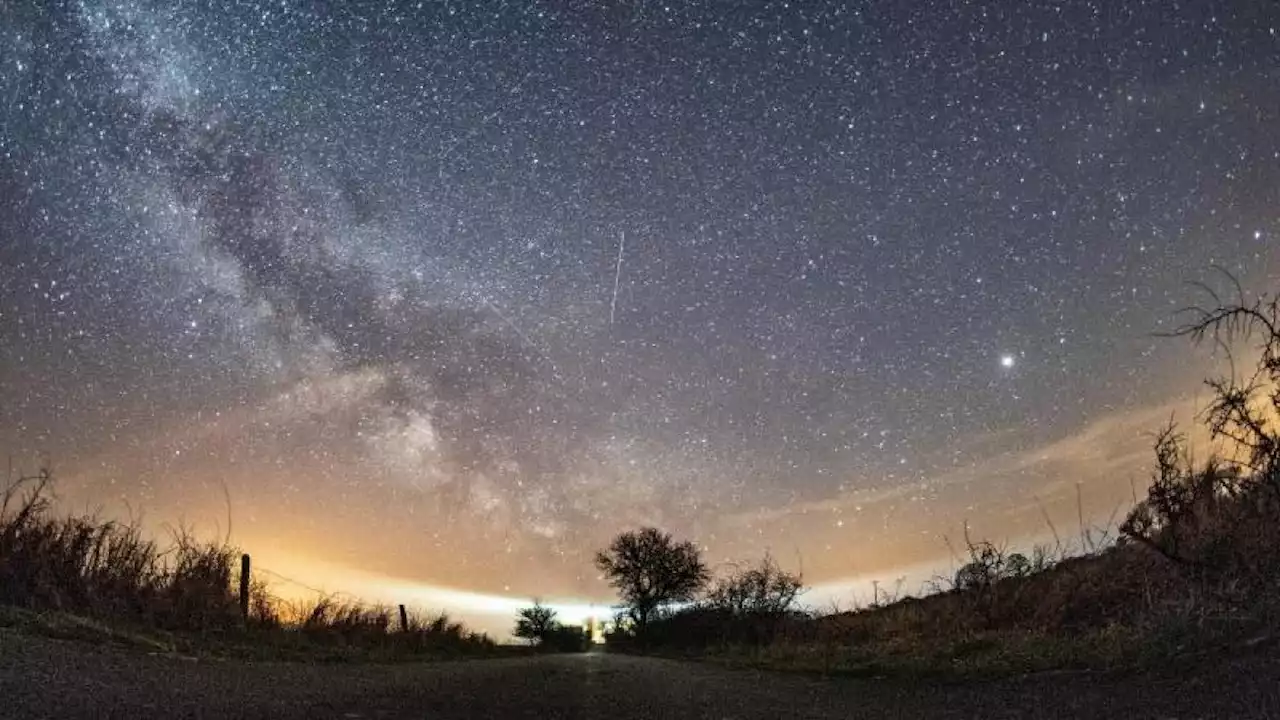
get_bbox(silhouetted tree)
[513,600,557,646]
[706,553,803,616]
[701,553,805,645]
[594,527,709,637]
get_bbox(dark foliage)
[699,553,805,645]
[513,601,557,646]
[639,605,813,649]
[540,623,589,653]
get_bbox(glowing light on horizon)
[4,1,1274,645]
[254,554,611,633]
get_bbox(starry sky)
[2,1,1278,628]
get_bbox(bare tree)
[594,527,709,637]
[706,553,803,616]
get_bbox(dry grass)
[0,470,243,633]
[0,471,496,660]
[628,285,1280,676]
[630,457,1280,677]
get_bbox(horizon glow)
[2,1,1277,631]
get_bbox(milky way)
[2,2,1278,612]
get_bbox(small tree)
[594,527,709,637]
[513,600,557,646]
[704,553,804,646]
[706,553,803,616]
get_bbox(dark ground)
[2,630,1279,719]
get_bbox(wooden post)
[239,553,251,623]
[398,604,409,633]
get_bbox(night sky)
[2,1,1278,628]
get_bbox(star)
[1,0,1275,640]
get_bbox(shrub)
[541,623,589,653]
[703,553,805,645]
[513,601,557,646]
[706,553,803,616]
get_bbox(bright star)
[1000,354,1016,368]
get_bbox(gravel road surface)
[2,630,1279,719]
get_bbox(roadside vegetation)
[596,282,1280,677]
[6,280,1278,675]
[0,473,499,661]
[512,600,590,652]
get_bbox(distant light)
[1000,354,1016,368]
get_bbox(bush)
[541,623,589,653]
[513,601,557,646]
[706,553,803,616]
[702,553,805,646]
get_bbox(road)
[2,631,1279,719]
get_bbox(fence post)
[239,553,251,623]
[399,604,409,633]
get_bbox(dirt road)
[2,630,1278,718]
